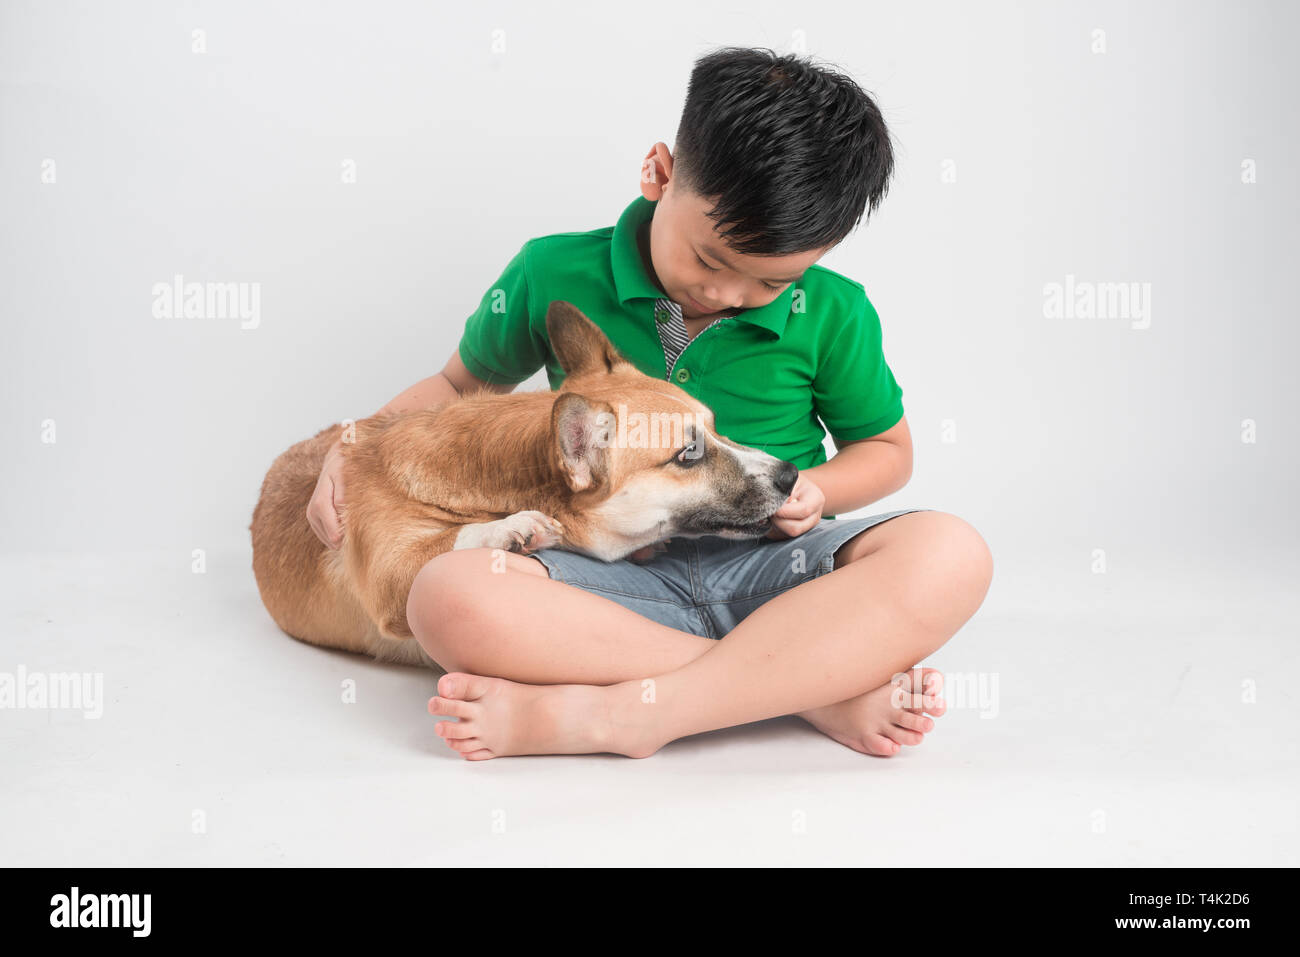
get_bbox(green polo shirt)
[457,194,905,517]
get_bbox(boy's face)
[641,153,834,320]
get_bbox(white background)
[3,0,1296,866]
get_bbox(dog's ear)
[551,391,613,493]
[546,301,630,378]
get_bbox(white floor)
[2,542,1297,867]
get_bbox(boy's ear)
[546,301,631,378]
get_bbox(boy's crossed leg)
[407,510,992,759]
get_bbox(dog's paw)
[507,510,566,553]
[456,511,565,554]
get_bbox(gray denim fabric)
[528,507,933,639]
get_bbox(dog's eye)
[675,442,702,466]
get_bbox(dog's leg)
[452,510,565,553]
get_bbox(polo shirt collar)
[611,195,793,339]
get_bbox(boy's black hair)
[671,46,895,256]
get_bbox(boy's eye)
[696,252,787,293]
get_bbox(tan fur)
[250,301,797,669]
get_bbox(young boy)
[306,47,992,760]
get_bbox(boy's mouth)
[685,292,720,314]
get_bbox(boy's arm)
[800,416,913,518]
[380,234,543,414]
[804,288,911,517]
[375,351,517,416]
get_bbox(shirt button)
[674,368,691,383]
[654,307,670,323]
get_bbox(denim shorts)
[528,507,934,639]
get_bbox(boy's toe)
[428,695,474,719]
[438,672,494,701]
[862,733,901,756]
[894,711,932,733]
[888,727,924,746]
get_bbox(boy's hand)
[764,473,826,540]
[306,438,347,549]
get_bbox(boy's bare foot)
[428,668,946,761]
[797,667,947,757]
[427,672,661,761]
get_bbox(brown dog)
[250,301,798,669]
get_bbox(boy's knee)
[937,514,993,590]
[935,515,993,620]
[407,550,496,646]
[895,512,993,624]
[406,548,545,667]
[520,555,552,578]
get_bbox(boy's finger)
[774,501,814,521]
[767,515,797,537]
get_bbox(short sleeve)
[457,240,548,386]
[811,292,905,441]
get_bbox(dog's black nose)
[775,460,798,496]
